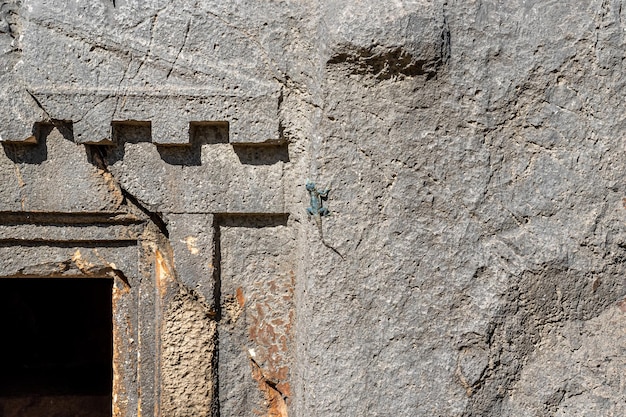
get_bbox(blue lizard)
[306,181,344,258]
[306,180,330,218]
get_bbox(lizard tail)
[322,239,345,260]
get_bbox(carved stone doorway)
[0,278,113,417]
[0,121,294,416]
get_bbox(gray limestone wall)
[1,1,625,416]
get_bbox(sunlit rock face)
[1,1,625,416]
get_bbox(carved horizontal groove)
[30,86,262,98]
[231,140,288,146]
[0,212,145,226]
[214,213,289,228]
[165,212,290,216]
[0,240,137,248]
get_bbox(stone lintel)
[26,90,280,145]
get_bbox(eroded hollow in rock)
[0,278,112,417]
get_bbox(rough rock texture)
[1,1,626,416]
[161,288,217,417]
[218,216,294,417]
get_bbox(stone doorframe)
[0,211,294,417]
[0,116,293,416]
[0,211,166,417]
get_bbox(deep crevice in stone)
[211,216,222,417]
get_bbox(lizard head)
[305,181,316,192]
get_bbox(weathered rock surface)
[1,1,625,416]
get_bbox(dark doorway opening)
[0,278,112,417]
